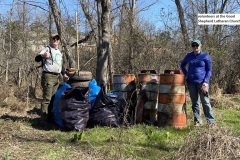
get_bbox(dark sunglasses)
[52,37,60,40]
[191,43,199,47]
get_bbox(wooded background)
[0,0,239,98]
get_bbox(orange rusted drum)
[160,74,185,85]
[113,74,136,99]
[163,69,183,74]
[172,113,187,128]
[136,73,160,124]
[158,70,187,129]
[158,94,186,104]
[113,74,137,124]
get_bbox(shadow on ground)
[0,106,61,131]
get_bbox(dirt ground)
[0,90,100,160]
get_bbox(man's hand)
[202,82,208,87]
[63,74,69,82]
[201,83,208,96]
[42,51,50,58]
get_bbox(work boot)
[41,101,49,114]
[194,122,202,127]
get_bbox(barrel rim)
[160,74,184,76]
[138,73,160,76]
[113,74,136,76]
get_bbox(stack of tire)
[66,68,92,87]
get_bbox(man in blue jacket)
[180,39,215,126]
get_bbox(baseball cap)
[191,39,201,45]
[50,33,60,39]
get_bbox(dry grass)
[0,119,101,160]
[209,86,240,110]
[0,110,104,160]
[0,86,132,160]
[210,94,240,110]
[0,84,240,160]
[173,125,240,160]
[0,85,98,160]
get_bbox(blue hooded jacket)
[180,51,212,84]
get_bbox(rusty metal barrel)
[158,70,187,128]
[136,73,160,125]
[112,74,137,124]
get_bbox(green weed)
[231,97,240,104]
[3,149,12,160]
[217,109,240,135]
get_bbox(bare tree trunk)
[22,0,29,107]
[214,0,229,36]
[204,0,208,35]
[96,0,111,89]
[22,0,26,84]
[189,0,196,39]
[108,1,116,90]
[5,61,8,83]
[80,0,114,84]
[175,0,189,49]
[18,67,21,87]
[48,5,53,42]
[48,0,76,68]
[128,0,135,73]
[118,0,125,55]
[203,0,208,43]
[79,0,98,43]
[8,4,13,55]
[108,41,114,90]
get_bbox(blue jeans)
[187,83,215,124]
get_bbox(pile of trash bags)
[88,86,119,128]
[48,79,119,131]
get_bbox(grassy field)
[0,94,239,160]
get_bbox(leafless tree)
[95,0,111,87]
[175,0,189,50]
[0,0,239,95]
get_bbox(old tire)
[68,71,92,81]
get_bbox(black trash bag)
[59,86,91,131]
[88,87,119,127]
[94,86,117,108]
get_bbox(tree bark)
[79,0,114,87]
[95,0,111,88]
[214,0,229,36]
[175,0,189,49]
[128,0,135,73]
[203,0,209,43]
[79,0,98,43]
